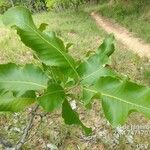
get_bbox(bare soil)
[91,12,150,59]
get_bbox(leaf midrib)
[84,87,150,111]
[80,59,106,81]
[82,67,102,81]
[43,90,64,97]
[0,97,35,103]
[24,24,79,78]
[0,80,46,89]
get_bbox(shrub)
[1,7,150,136]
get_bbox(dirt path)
[91,12,150,59]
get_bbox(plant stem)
[15,105,39,150]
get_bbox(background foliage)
[0,0,47,13]
[0,0,101,13]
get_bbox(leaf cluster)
[1,7,150,134]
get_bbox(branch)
[15,105,39,150]
[25,112,48,142]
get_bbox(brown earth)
[91,12,150,59]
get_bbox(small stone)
[6,148,15,150]
[114,133,120,139]
[11,127,21,133]
[98,130,107,137]
[116,126,125,135]
[126,135,133,144]
[13,119,18,124]
[47,143,58,150]
[70,100,76,110]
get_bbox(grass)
[34,10,106,60]
[0,8,150,149]
[98,0,150,43]
[0,10,149,85]
[0,10,105,64]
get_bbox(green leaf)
[44,31,68,53]
[66,42,73,50]
[47,66,68,84]
[77,54,116,86]
[94,76,150,127]
[77,34,116,86]
[0,90,36,112]
[38,23,48,32]
[98,34,115,62]
[3,7,79,78]
[62,99,92,135]
[0,63,48,93]
[82,87,100,106]
[38,83,65,112]
[42,63,68,84]
[78,35,116,106]
[64,77,76,88]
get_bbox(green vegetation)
[0,9,149,85]
[0,10,105,63]
[0,0,11,13]
[0,0,100,13]
[98,0,150,43]
[3,6,150,129]
[0,6,150,148]
[45,0,85,10]
[0,3,150,149]
[0,0,47,13]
